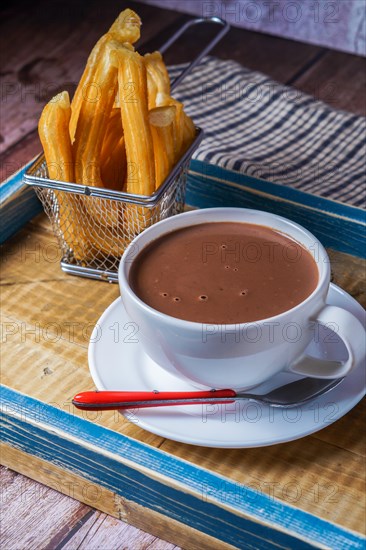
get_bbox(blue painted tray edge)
[1,159,365,259]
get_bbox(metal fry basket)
[24,17,229,283]
[24,134,202,282]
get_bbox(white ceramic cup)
[119,208,365,390]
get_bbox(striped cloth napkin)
[169,57,365,208]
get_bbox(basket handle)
[158,16,230,92]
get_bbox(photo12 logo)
[201,478,339,506]
[202,239,304,265]
[201,320,340,344]
[1,320,140,345]
[202,1,340,24]
[201,399,340,425]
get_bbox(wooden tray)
[1,161,365,549]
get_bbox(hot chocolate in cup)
[118,208,365,391]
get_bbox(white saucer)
[89,283,366,448]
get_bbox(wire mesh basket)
[23,17,229,282]
[24,131,202,282]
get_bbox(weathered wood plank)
[0,310,163,446]
[0,162,43,244]
[60,511,177,550]
[0,463,177,550]
[0,0,182,155]
[1,445,230,550]
[0,220,165,446]
[312,400,366,456]
[0,133,41,183]
[1,2,364,186]
[160,425,366,535]
[0,465,91,550]
[328,249,366,308]
[293,50,366,116]
[143,17,324,84]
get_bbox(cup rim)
[119,207,330,329]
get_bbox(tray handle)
[158,16,230,92]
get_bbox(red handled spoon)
[72,378,343,410]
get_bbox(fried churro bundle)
[38,92,92,261]
[112,47,155,195]
[101,136,127,190]
[39,92,128,260]
[100,108,126,190]
[149,105,176,189]
[73,40,133,188]
[38,7,197,266]
[156,93,196,162]
[111,46,156,229]
[144,51,171,109]
[73,40,135,231]
[70,9,141,141]
[144,50,195,159]
[71,11,140,232]
[101,108,123,163]
[39,92,73,182]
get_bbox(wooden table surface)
[1,1,365,548]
